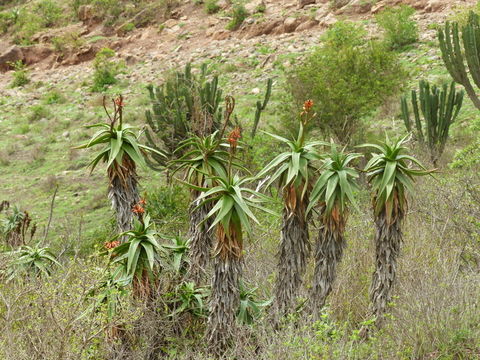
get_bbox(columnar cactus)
[401,80,463,165]
[251,78,272,138]
[438,11,480,110]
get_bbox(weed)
[226,3,248,31]
[204,0,220,14]
[28,105,51,123]
[9,60,29,88]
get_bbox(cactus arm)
[400,96,412,132]
[411,89,424,142]
[251,78,272,138]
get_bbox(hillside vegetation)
[0,0,479,359]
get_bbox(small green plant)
[237,282,272,325]
[120,22,135,33]
[43,90,66,104]
[226,3,248,31]
[5,245,60,281]
[205,0,220,14]
[169,281,209,317]
[110,214,162,299]
[9,60,29,88]
[91,48,123,92]
[160,234,189,275]
[376,5,418,49]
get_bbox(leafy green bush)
[375,5,418,49]
[12,10,43,45]
[205,0,220,14]
[9,60,29,88]
[286,21,405,144]
[34,0,63,27]
[226,3,248,30]
[91,47,123,92]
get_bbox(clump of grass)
[42,90,66,105]
[9,60,29,88]
[226,3,248,31]
[205,0,220,14]
[28,105,51,123]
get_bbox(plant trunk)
[275,208,310,315]
[207,255,242,354]
[108,157,139,236]
[187,201,214,284]
[369,210,404,326]
[311,224,345,314]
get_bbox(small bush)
[205,0,220,14]
[51,32,85,56]
[28,105,51,122]
[286,21,405,144]
[376,5,418,49]
[91,47,123,92]
[12,10,43,45]
[9,60,29,88]
[42,90,66,105]
[34,0,63,27]
[226,3,248,31]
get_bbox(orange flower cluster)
[104,240,120,249]
[227,126,241,151]
[138,199,146,206]
[300,99,315,125]
[303,99,313,112]
[132,204,145,215]
[114,96,125,108]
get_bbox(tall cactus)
[144,63,223,176]
[438,11,480,110]
[401,80,464,165]
[251,78,272,138]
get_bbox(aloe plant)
[257,100,323,315]
[361,135,433,326]
[5,244,60,281]
[307,144,361,313]
[76,96,164,234]
[109,211,162,299]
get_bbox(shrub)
[34,0,63,27]
[226,3,248,30]
[12,10,43,45]
[9,60,29,88]
[286,21,405,144]
[51,31,85,56]
[91,47,123,92]
[375,5,418,49]
[205,0,220,14]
